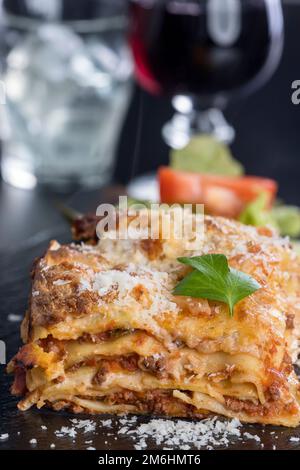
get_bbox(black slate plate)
[1,223,300,450]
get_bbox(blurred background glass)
[0,0,133,190]
[129,0,284,148]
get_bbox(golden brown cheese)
[8,213,300,426]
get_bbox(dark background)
[1,0,300,251]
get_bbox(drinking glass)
[0,0,133,190]
[128,0,284,148]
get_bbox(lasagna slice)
[8,211,300,426]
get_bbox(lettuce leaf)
[170,135,244,176]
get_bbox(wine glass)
[128,0,284,148]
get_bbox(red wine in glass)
[129,0,284,146]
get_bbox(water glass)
[0,0,132,190]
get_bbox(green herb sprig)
[174,254,260,317]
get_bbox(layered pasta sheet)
[8,211,300,426]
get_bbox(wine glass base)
[162,108,235,149]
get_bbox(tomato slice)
[158,167,278,218]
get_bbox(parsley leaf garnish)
[174,254,261,317]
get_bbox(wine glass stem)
[163,96,235,149]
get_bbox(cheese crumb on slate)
[55,426,77,438]
[0,434,9,441]
[7,313,22,322]
[101,419,112,427]
[29,438,37,445]
[54,419,96,438]
[243,432,261,442]
[70,419,96,433]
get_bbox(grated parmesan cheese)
[53,279,71,286]
[70,419,96,433]
[243,432,261,442]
